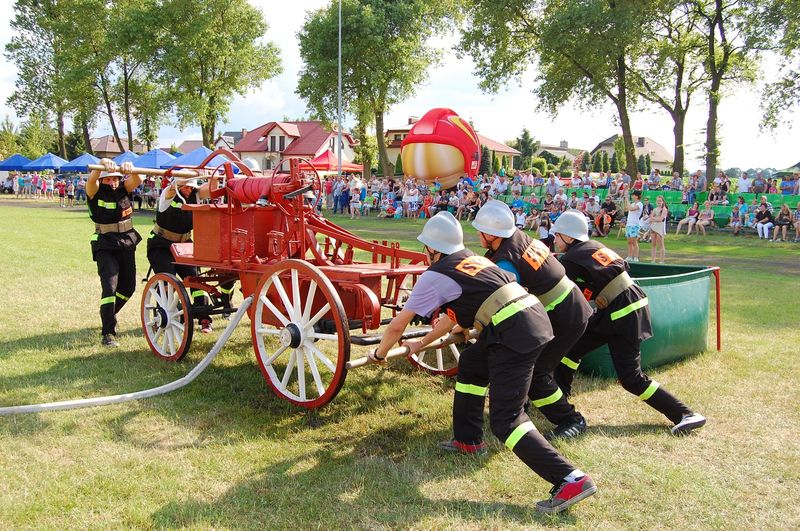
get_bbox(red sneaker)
[437,439,487,455]
[536,475,597,514]
[199,319,213,334]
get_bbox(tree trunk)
[374,110,393,178]
[672,107,686,176]
[100,73,124,153]
[143,115,152,151]
[56,109,67,159]
[704,76,722,181]
[123,61,134,153]
[81,118,93,155]
[615,57,638,177]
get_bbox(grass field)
[0,198,798,529]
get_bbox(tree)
[492,152,501,174]
[0,116,19,159]
[613,136,627,168]
[645,153,652,174]
[6,0,69,158]
[514,127,539,169]
[759,0,800,129]
[459,0,664,178]
[602,151,610,173]
[479,145,491,174]
[610,152,620,173]
[531,157,547,175]
[558,156,571,171]
[539,150,560,165]
[592,152,602,172]
[637,154,647,174]
[691,0,761,181]
[64,125,87,160]
[580,152,589,172]
[394,153,403,177]
[298,0,455,178]
[724,167,741,178]
[154,0,282,146]
[19,111,57,159]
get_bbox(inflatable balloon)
[400,108,481,189]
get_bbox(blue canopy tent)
[60,153,100,173]
[160,146,239,173]
[0,154,33,171]
[24,153,69,171]
[134,148,175,169]
[112,151,140,165]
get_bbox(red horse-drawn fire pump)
[136,149,467,408]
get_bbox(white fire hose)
[0,296,253,416]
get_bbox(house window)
[270,136,276,152]
[394,134,401,141]
[329,138,335,150]
[265,159,272,170]
[279,136,285,151]
[258,136,265,143]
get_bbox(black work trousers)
[96,248,137,336]
[529,316,587,426]
[454,340,576,486]
[555,328,693,425]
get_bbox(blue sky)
[0,0,796,170]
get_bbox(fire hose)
[0,296,254,416]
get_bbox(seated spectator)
[510,190,525,210]
[754,204,774,239]
[554,188,568,205]
[538,216,554,249]
[525,208,540,232]
[567,191,579,210]
[708,185,728,205]
[772,204,793,242]
[793,202,800,242]
[510,178,523,196]
[533,171,544,186]
[594,208,613,237]
[696,201,715,235]
[601,196,618,223]
[633,172,644,191]
[418,193,432,218]
[676,202,700,235]
[759,195,774,213]
[542,193,554,212]
[514,208,526,228]
[571,174,582,188]
[377,196,392,218]
[527,191,539,205]
[585,196,600,217]
[455,191,470,220]
[729,205,743,235]
[647,170,662,189]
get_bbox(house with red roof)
[385,116,520,171]
[90,135,145,158]
[233,121,357,171]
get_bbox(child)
[514,208,526,229]
[525,208,541,232]
[393,202,403,219]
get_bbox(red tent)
[298,150,362,173]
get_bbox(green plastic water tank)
[578,263,719,377]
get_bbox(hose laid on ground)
[0,296,253,416]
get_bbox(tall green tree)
[479,145,491,174]
[298,0,455,177]
[602,151,610,172]
[459,0,664,178]
[0,116,20,159]
[592,152,602,172]
[759,0,800,129]
[19,111,57,159]
[610,152,620,173]
[514,128,539,169]
[645,153,652,174]
[637,154,647,174]
[153,0,281,146]
[5,0,68,158]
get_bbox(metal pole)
[337,0,343,183]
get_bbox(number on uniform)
[455,255,494,277]
[591,247,621,266]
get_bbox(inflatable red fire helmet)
[400,108,481,189]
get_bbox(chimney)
[241,128,248,139]
[408,116,419,125]
[637,137,645,147]
[559,140,568,149]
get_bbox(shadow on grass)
[149,422,578,528]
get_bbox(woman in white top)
[649,195,668,263]
[696,201,715,235]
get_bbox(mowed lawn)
[0,199,798,529]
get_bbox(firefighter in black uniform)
[367,212,596,514]
[472,200,593,438]
[87,159,143,347]
[147,175,235,333]
[551,210,707,435]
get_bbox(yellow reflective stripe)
[561,357,579,370]
[97,200,116,209]
[505,420,536,450]
[191,290,206,301]
[610,297,649,321]
[454,382,488,397]
[90,234,98,241]
[491,296,538,326]
[219,286,234,294]
[532,388,563,408]
[170,200,183,208]
[100,296,116,305]
[544,285,572,312]
[639,381,659,400]
[147,232,154,239]
[115,292,129,301]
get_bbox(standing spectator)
[780,175,795,195]
[752,171,766,194]
[695,170,707,193]
[729,205,743,236]
[639,196,653,241]
[620,170,632,189]
[56,178,66,207]
[349,182,362,219]
[47,175,55,200]
[669,172,683,191]
[332,176,344,214]
[324,177,334,211]
[545,173,559,198]
[582,170,593,189]
[31,173,40,199]
[794,173,800,195]
[625,190,643,261]
[771,204,793,242]
[649,196,668,263]
[754,204,774,239]
[738,172,751,193]
[339,179,350,215]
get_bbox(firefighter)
[472,200,593,439]
[87,158,143,347]
[147,175,235,333]
[551,210,706,435]
[367,212,596,514]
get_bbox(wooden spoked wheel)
[408,313,471,377]
[251,259,350,408]
[141,273,194,361]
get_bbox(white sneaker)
[671,413,706,435]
